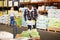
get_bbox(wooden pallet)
[47,27,60,33]
[31,37,40,40]
[37,28,47,31]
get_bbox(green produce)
[30,29,40,38]
[21,31,30,37]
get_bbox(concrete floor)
[0,24,60,40]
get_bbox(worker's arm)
[24,9,27,21]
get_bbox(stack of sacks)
[4,15,9,24]
[5,15,10,25]
[2,15,7,24]
[0,31,13,39]
[48,18,60,28]
[54,9,60,18]
[0,14,10,24]
[0,12,3,23]
[48,9,56,18]
[46,6,57,11]
[24,0,30,2]
[55,19,60,28]
[0,15,6,24]
[19,0,24,2]
[6,15,10,24]
[31,0,38,2]
[46,6,52,11]
[48,9,60,28]
[0,16,3,23]
[48,9,60,18]
[38,0,44,2]
[36,14,48,29]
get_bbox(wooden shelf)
[52,0,60,2]
[44,0,60,2]
[0,0,60,7]
[20,2,30,5]
[19,2,60,6]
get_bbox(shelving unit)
[0,0,60,17]
[0,0,19,14]
[0,0,3,16]
[0,0,60,30]
[0,0,60,12]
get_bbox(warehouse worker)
[9,7,15,26]
[9,7,18,38]
[19,8,22,27]
[24,4,38,30]
[15,8,22,27]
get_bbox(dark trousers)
[10,16,14,26]
[10,16,18,38]
[12,25,18,38]
[28,22,36,30]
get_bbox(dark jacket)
[24,8,38,21]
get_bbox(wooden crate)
[47,27,60,33]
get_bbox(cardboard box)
[0,1,2,7]
[4,0,7,7]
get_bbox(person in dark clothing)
[24,5,38,30]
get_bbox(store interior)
[0,0,60,40]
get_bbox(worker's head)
[19,8,22,12]
[28,4,32,10]
[11,7,14,10]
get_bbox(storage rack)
[0,0,60,33]
[0,0,60,13]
